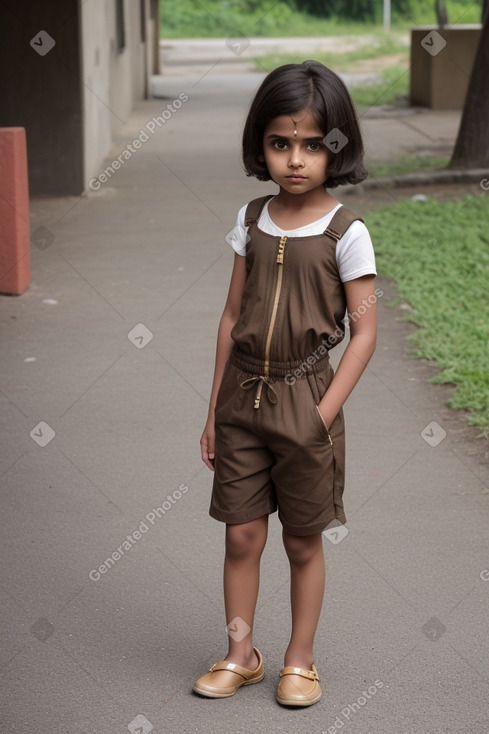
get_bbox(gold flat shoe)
[276,664,321,706]
[193,647,264,698]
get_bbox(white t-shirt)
[230,198,376,283]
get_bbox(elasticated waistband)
[230,347,330,380]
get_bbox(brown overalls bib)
[210,195,363,536]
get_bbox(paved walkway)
[159,35,409,82]
[1,65,488,734]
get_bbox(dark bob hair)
[242,60,368,188]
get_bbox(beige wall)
[81,0,153,192]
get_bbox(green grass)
[365,194,489,432]
[350,66,409,108]
[368,155,450,178]
[159,0,482,38]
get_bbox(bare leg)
[282,530,325,670]
[223,515,268,669]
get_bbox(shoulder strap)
[323,206,363,242]
[244,195,274,227]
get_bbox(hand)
[200,416,216,471]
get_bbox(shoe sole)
[193,672,265,698]
[276,692,322,707]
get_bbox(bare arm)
[201,254,247,470]
[318,275,378,430]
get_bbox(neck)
[274,185,335,211]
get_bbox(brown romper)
[210,195,363,536]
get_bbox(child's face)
[262,109,329,195]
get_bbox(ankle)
[284,651,314,671]
[225,647,259,670]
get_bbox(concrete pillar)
[410,25,482,109]
[0,128,30,295]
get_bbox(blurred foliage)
[159,0,482,37]
[160,0,295,37]
[289,0,481,23]
[292,0,411,22]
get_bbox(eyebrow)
[266,134,324,142]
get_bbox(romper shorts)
[209,348,346,536]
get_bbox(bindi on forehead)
[289,111,309,136]
[266,112,323,139]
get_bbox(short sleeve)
[336,221,377,282]
[227,204,249,257]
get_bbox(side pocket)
[315,404,333,446]
[306,371,333,446]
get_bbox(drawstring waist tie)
[230,347,330,410]
[240,375,278,410]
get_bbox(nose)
[288,145,304,168]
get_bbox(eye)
[307,142,322,152]
[272,139,288,150]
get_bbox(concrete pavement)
[159,35,409,77]
[1,65,488,734]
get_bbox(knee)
[226,522,266,561]
[283,532,322,566]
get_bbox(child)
[194,61,377,707]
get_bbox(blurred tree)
[291,0,335,16]
[449,10,489,168]
[337,0,376,21]
[292,0,412,20]
[435,0,449,27]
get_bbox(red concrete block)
[0,127,30,294]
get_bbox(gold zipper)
[255,235,287,409]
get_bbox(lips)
[286,175,307,180]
